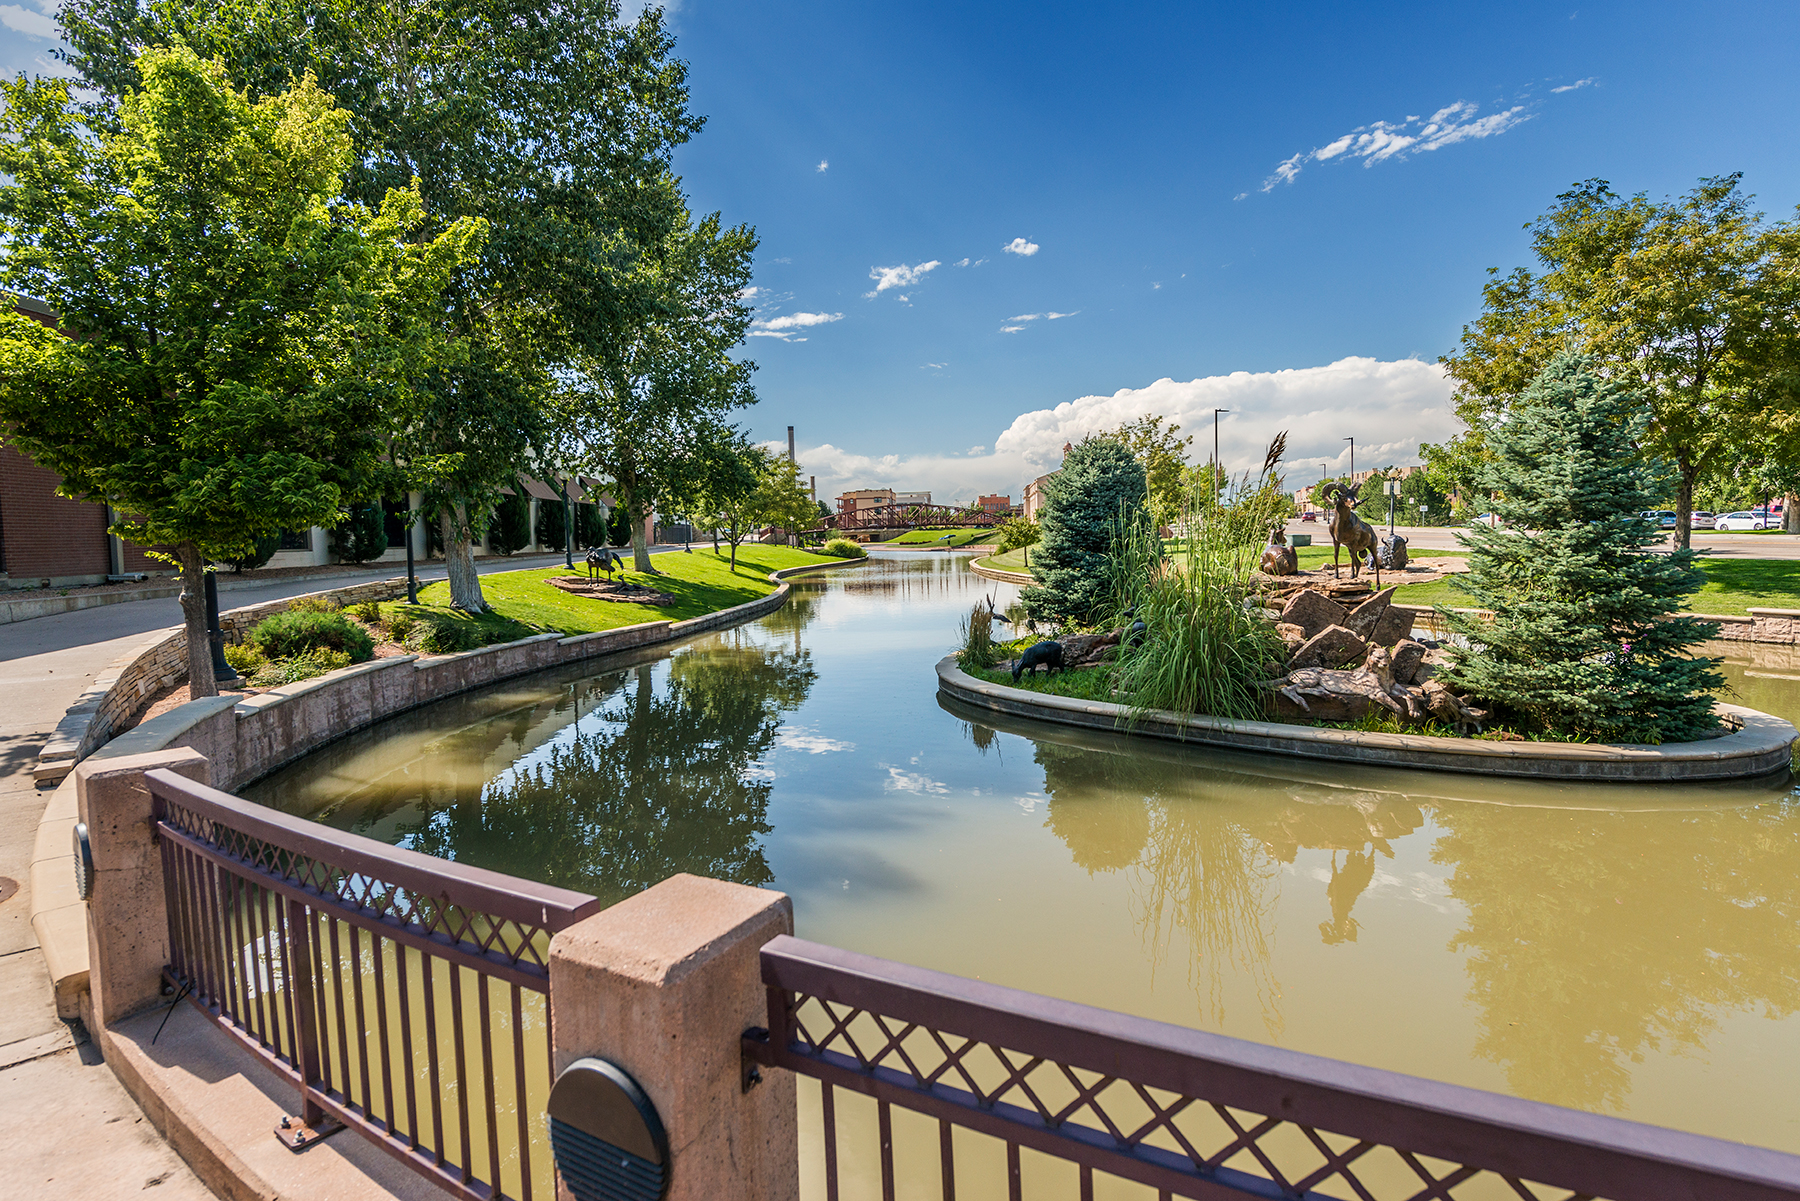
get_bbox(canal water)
[247,550,1800,1173]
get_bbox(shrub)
[249,646,352,687]
[226,533,281,572]
[535,497,569,551]
[222,642,267,677]
[286,595,340,614]
[331,502,389,563]
[821,538,866,559]
[386,608,418,642]
[249,609,374,662]
[348,600,382,625]
[1023,437,1151,625]
[403,614,484,655]
[490,491,531,555]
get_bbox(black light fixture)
[204,572,240,687]
[548,1057,668,1201]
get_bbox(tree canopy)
[1439,175,1800,548]
[0,45,479,694]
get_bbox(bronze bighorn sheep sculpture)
[1322,482,1378,579]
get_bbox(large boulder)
[1411,647,1448,685]
[1342,587,1396,640]
[1389,639,1428,686]
[1275,622,1307,651]
[1371,605,1415,647]
[1059,631,1120,668]
[1289,624,1368,671]
[1279,590,1348,639]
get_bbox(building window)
[278,529,311,551]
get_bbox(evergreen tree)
[331,502,389,564]
[489,490,531,555]
[1441,355,1722,742]
[1022,437,1149,625]
[535,499,567,552]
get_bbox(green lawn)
[1387,556,1800,617]
[969,662,1115,702]
[885,527,995,547]
[975,547,1032,572]
[410,544,844,636]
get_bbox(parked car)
[1471,512,1504,529]
[1716,510,1777,532]
[1691,511,1716,530]
[1636,510,1677,528]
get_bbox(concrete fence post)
[76,748,211,1029]
[548,872,799,1201]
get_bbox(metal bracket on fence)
[275,1111,344,1151]
[740,1026,771,1093]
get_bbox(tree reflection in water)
[402,628,818,904]
[1431,797,1800,1113]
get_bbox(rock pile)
[1264,587,1489,733]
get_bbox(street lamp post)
[204,571,239,688]
[1344,437,1355,484]
[405,506,418,605]
[1212,408,1229,500]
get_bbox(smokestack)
[787,426,795,465]
[810,475,816,499]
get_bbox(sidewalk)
[0,546,674,1196]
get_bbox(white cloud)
[738,286,762,300]
[885,767,948,795]
[817,159,829,172]
[1551,77,1595,93]
[954,258,971,267]
[1008,313,1042,322]
[0,3,57,37]
[1047,311,1078,319]
[776,726,854,754]
[1260,100,1531,192]
[865,260,940,298]
[966,445,986,455]
[922,362,948,370]
[749,311,843,340]
[1000,325,1027,334]
[790,357,1455,505]
[1003,237,1039,257]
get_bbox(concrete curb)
[1,582,182,625]
[31,553,862,1021]
[967,557,1032,585]
[936,656,1796,782]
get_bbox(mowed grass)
[886,527,995,547]
[975,547,1032,572]
[1387,556,1800,617]
[413,544,844,636]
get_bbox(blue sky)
[6,1,1799,501]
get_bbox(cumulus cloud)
[749,311,843,341]
[865,260,940,298]
[1260,100,1531,192]
[954,258,971,267]
[1551,77,1595,93]
[817,159,829,172]
[1003,237,1039,257]
[0,3,57,37]
[789,357,1455,505]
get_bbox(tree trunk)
[442,504,486,610]
[176,541,219,700]
[729,529,739,572]
[1676,454,1695,551]
[628,498,655,573]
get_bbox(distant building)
[836,488,895,516]
[893,490,931,507]
[1023,474,1055,521]
[976,494,1011,514]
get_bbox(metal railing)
[146,767,604,1201]
[743,935,1800,1201]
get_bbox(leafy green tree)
[1106,415,1192,529]
[1023,437,1150,626]
[62,0,710,609]
[0,48,477,696]
[331,502,389,564]
[693,437,763,569]
[562,200,760,572]
[1441,175,1800,549]
[995,515,1041,553]
[1397,469,1452,525]
[1440,355,1722,742]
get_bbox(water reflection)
[250,554,1800,1154]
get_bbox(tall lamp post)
[1344,437,1355,485]
[404,503,418,605]
[204,570,239,688]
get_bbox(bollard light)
[204,572,240,687]
[548,1057,668,1201]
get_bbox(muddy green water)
[247,551,1800,1167]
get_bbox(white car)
[1715,510,1776,532]
[1470,512,1504,529]
[1691,511,1716,530]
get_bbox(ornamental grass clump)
[1109,435,1290,723]
[822,538,867,559]
[1440,354,1722,742]
[957,602,1000,670]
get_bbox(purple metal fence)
[145,767,604,1201]
[744,935,1800,1201]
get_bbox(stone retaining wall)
[30,559,850,1017]
[35,576,414,782]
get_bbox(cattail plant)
[956,600,1000,670]
[1107,433,1291,722]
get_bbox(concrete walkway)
[0,547,675,1197]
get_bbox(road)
[1285,521,1800,559]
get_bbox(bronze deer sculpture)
[1322,482,1378,579]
